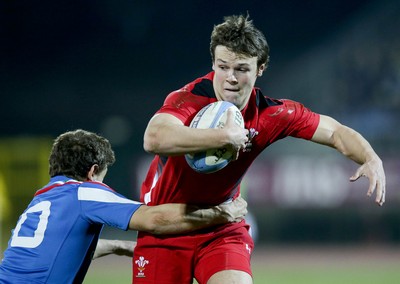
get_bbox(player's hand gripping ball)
[185,101,244,174]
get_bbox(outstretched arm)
[311,115,386,206]
[129,196,247,234]
[93,197,247,259]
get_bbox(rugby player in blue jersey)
[0,129,247,284]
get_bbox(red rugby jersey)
[140,72,320,206]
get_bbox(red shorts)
[132,221,253,284]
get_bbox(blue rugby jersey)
[0,175,141,283]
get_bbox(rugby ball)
[185,101,244,174]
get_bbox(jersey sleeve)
[279,99,320,140]
[77,182,142,231]
[156,91,211,125]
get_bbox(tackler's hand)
[215,195,248,223]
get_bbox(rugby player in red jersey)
[135,14,386,284]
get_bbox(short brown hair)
[210,14,270,69]
[49,129,115,181]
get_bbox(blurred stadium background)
[1,0,399,283]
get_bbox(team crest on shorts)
[135,256,149,278]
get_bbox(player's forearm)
[144,124,228,155]
[332,125,381,165]
[132,204,223,235]
[131,198,247,235]
[312,115,381,165]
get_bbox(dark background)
[1,0,399,246]
[3,0,391,136]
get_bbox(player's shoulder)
[253,89,310,118]
[256,89,304,110]
[164,91,212,110]
[79,180,115,192]
[165,73,214,103]
[277,98,314,113]
[253,88,282,108]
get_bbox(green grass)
[252,266,400,284]
[84,246,400,284]
[84,265,400,284]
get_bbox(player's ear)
[257,64,266,77]
[87,164,99,181]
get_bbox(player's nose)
[226,70,238,83]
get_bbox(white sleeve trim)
[78,187,141,205]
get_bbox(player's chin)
[221,94,241,107]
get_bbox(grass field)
[84,245,400,283]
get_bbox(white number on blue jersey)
[10,201,51,248]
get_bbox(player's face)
[212,45,265,110]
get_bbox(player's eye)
[237,67,249,72]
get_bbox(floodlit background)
[1,0,399,283]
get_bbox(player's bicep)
[78,186,141,230]
[147,113,184,129]
[311,115,341,146]
[144,113,185,153]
